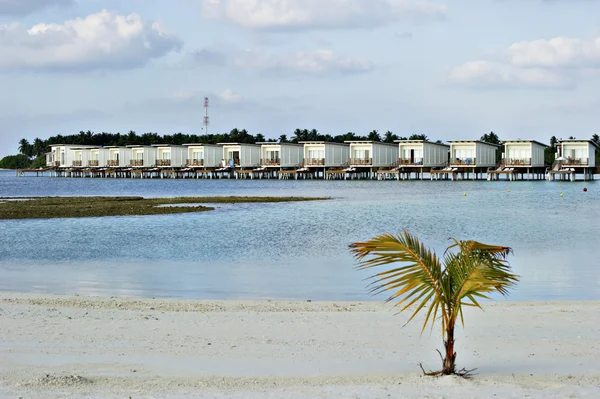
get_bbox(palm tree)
[350,230,518,376]
[18,138,31,157]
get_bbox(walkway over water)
[16,164,600,181]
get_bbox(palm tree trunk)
[443,326,456,374]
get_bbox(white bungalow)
[346,141,398,168]
[152,144,187,167]
[184,144,222,168]
[300,141,350,168]
[48,145,81,168]
[104,146,131,167]
[557,139,598,167]
[396,140,449,168]
[87,147,109,168]
[219,143,261,168]
[259,142,304,168]
[448,140,499,168]
[127,145,157,167]
[502,140,547,168]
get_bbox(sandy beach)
[0,293,599,398]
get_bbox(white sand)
[0,293,599,398]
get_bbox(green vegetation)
[14,129,434,160]
[350,230,518,376]
[0,196,328,220]
[8,129,600,169]
[0,154,31,169]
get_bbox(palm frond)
[445,240,519,323]
[350,230,446,332]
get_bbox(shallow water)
[0,170,599,301]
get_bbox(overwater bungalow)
[88,147,109,168]
[502,140,547,167]
[48,144,83,168]
[447,140,499,179]
[259,142,304,169]
[394,140,450,180]
[300,141,350,168]
[152,144,187,168]
[489,140,548,180]
[104,146,131,168]
[548,139,599,181]
[396,140,449,167]
[219,143,261,168]
[346,141,398,168]
[127,145,157,167]
[184,144,222,168]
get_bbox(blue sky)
[1,0,600,157]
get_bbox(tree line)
[2,129,599,169]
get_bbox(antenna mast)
[203,97,210,135]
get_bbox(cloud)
[218,88,243,103]
[0,10,183,72]
[445,35,600,89]
[445,61,572,89]
[189,47,374,75]
[235,49,373,74]
[508,37,600,68]
[190,48,228,66]
[201,0,446,30]
[0,0,73,16]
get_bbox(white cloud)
[0,10,183,72]
[201,0,446,30]
[190,47,374,75]
[234,49,373,74]
[0,0,73,16]
[445,61,572,89]
[508,37,600,68]
[445,34,600,89]
[218,88,244,103]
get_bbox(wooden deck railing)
[563,158,589,166]
[349,158,372,165]
[502,158,531,166]
[451,158,477,166]
[156,159,171,166]
[54,161,61,167]
[262,158,280,166]
[107,160,119,167]
[304,158,325,166]
[227,159,241,167]
[130,160,144,167]
[186,159,204,166]
[398,158,424,165]
[72,160,82,167]
[88,160,99,167]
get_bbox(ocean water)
[0,169,599,301]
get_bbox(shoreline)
[1,293,599,398]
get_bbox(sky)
[1,0,600,157]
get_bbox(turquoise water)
[0,170,599,301]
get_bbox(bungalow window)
[162,151,171,160]
[454,149,474,160]
[135,152,143,160]
[307,150,324,159]
[192,150,203,160]
[266,150,279,160]
[353,150,370,160]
